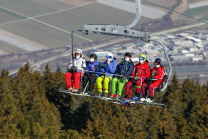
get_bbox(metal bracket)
[82,24,150,42]
[125,0,142,29]
[81,0,150,42]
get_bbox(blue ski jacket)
[86,60,100,77]
[100,58,117,77]
[115,60,134,78]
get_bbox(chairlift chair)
[70,0,172,93]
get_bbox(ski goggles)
[154,62,160,65]
[106,56,113,59]
[139,57,145,60]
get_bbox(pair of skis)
[56,87,164,108]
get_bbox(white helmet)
[106,52,113,58]
[75,49,82,57]
[76,49,82,54]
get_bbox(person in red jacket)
[141,58,164,103]
[125,54,150,100]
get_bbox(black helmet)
[89,54,97,60]
[154,58,162,65]
[125,52,131,57]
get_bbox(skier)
[96,52,117,97]
[82,54,99,95]
[140,58,164,103]
[111,52,134,98]
[125,54,150,100]
[65,49,86,93]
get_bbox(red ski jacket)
[131,60,150,79]
[151,66,165,85]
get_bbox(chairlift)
[70,0,172,92]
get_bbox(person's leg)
[82,74,89,91]
[117,79,128,96]
[104,76,111,93]
[96,76,104,93]
[141,83,147,96]
[135,79,142,96]
[65,72,73,89]
[148,82,158,98]
[73,72,82,89]
[125,81,132,98]
[111,77,118,95]
[88,76,96,91]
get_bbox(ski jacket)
[86,60,100,77]
[151,66,165,85]
[69,57,86,71]
[115,60,134,78]
[131,60,150,79]
[100,58,117,77]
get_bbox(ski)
[56,87,90,97]
[56,87,164,106]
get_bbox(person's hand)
[94,65,98,71]
[132,78,136,84]
[146,76,152,82]
[121,75,127,82]
[107,60,110,65]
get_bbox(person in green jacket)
[111,52,134,98]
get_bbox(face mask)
[90,59,94,63]
[156,65,160,68]
[76,56,80,59]
[140,60,144,64]
[107,58,112,61]
[125,58,130,62]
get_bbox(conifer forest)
[0,62,207,139]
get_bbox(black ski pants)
[82,73,97,91]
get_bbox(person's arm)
[82,58,87,70]
[114,65,119,74]
[131,66,136,77]
[68,59,73,69]
[108,62,117,73]
[125,63,134,76]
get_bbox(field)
[184,5,208,15]
[126,0,177,8]
[0,0,207,55]
[0,0,153,54]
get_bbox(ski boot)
[103,93,108,98]
[88,91,93,96]
[110,94,116,98]
[132,96,139,101]
[72,88,79,93]
[99,92,103,97]
[146,97,154,103]
[140,95,146,102]
[116,95,121,100]
[68,87,73,92]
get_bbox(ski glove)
[146,76,154,82]
[121,75,127,82]
[94,65,98,71]
[70,66,77,72]
[131,77,136,84]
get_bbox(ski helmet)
[125,52,131,57]
[139,54,146,61]
[154,58,162,65]
[106,52,113,59]
[75,49,82,57]
[89,54,97,60]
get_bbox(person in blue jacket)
[111,52,134,98]
[96,52,117,97]
[82,54,99,95]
